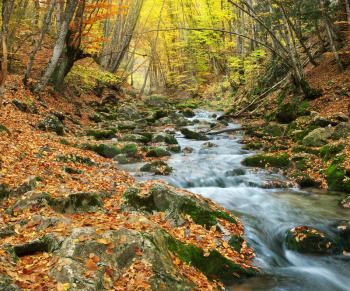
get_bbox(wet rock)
[242,153,290,168]
[180,128,208,141]
[302,127,333,147]
[182,147,194,154]
[261,180,296,189]
[122,183,237,229]
[37,114,65,136]
[167,145,181,153]
[340,196,350,209]
[333,221,350,251]
[81,143,121,158]
[201,142,218,149]
[285,226,341,255]
[225,169,246,177]
[140,161,173,175]
[152,133,178,144]
[181,108,195,117]
[146,147,171,157]
[295,174,321,189]
[331,122,350,140]
[51,225,194,290]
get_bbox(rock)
[116,104,141,120]
[326,164,350,193]
[50,111,65,122]
[180,128,208,140]
[117,120,136,130]
[56,154,96,166]
[120,143,138,157]
[12,99,38,114]
[0,273,21,290]
[0,183,12,200]
[262,124,287,137]
[85,129,116,140]
[333,221,350,251]
[37,114,65,136]
[63,166,83,174]
[101,94,119,105]
[319,144,345,160]
[182,147,194,154]
[302,127,333,147]
[12,176,40,196]
[295,174,321,188]
[330,113,349,123]
[285,226,341,255]
[225,169,246,177]
[122,183,237,229]
[0,123,10,135]
[312,116,334,127]
[331,122,350,140]
[82,143,121,158]
[88,113,103,123]
[120,134,149,143]
[140,161,173,175]
[340,196,350,209]
[242,153,290,168]
[113,153,140,164]
[52,192,104,213]
[167,145,181,153]
[152,133,178,144]
[181,108,195,117]
[51,225,194,290]
[242,142,263,150]
[146,147,171,157]
[201,142,218,149]
[0,225,15,239]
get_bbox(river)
[121,111,350,291]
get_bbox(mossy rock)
[262,124,286,137]
[122,184,237,229]
[166,236,256,283]
[167,145,181,153]
[88,113,103,123]
[331,122,350,140]
[0,124,10,134]
[181,108,195,117]
[293,173,321,188]
[320,144,345,161]
[120,134,149,144]
[285,226,341,255]
[228,235,244,252]
[37,114,65,136]
[152,133,178,145]
[326,164,350,193]
[302,127,333,147]
[146,147,171,157]
[82,143,121,158]
[291,146,320,156]
[140,161,173,175]
[180,128,208,141]
[242,153,290,168]
[121,143,138,157]
[242,142,263,150]
[56,154,96,166]
[63,166,83,175]
[85,129,116,140]
[225,169,246,177]
[0,184,12,200]
[51,192,104,213]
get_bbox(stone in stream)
[340,195,350,209]
[146,147,171,157]
[225,168,246,177]
[180,128,209,141]
[140,161,173,175]
[201,142,218,149]
[332,221,350,251]
[285,226,341,255]
[151,132,178,144]
[181,108,195,117]
[182,146,194,154]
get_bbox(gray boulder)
[302,127,333,147]
[37,114,65,135]
[331,122,350,140]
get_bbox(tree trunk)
[33,0,78,94]
[23,0,56,85]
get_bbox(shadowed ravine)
[120,111,350,291]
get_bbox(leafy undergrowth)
[0,75,256,290]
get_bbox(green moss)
[146,147,171,157]
[175,99,201,109]
[166,236,255,283]
[81,143,121,158]
[50,192,103,213]
[228,235,244,252]
[0,184,12,200]
[167,145,181,153]
[326,164,350,193]
[320,144,345,161]
[63,166,83,174]
[121,134,149,144]
[242,153,290,168]
[0,124,10,134]
[56,154,95,166]
[291,146,320,155]
[122,187,156,212]
[262,124,286,137]
[140,161,173,175]
[242,142,263,150]
[85,129,116,140]
[121,143,138,157]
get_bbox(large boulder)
[285,226,341,255]
[302,127,333,147]
[37,114,65,136]
[180,128,208,141]
[51,225,194,290]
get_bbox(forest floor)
[0,75,257,290]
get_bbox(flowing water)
[122,111,350,291]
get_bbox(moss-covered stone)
[285,226,341,255]
[121,143,138,157]
[225,168,246,177]
[63,166,83,175]
[0,124,10,134]
[291,145,320,156]
[242,142,263,150]
[331,122,350,140]
[85,129,116,140]
[181,128,208,141]
[37,114,65,136]
[56,154,96,166]
[82,143,121,158]
[88,113,103,123]
[302,127,333,147]
[228,235,244,252]
[152,133,178,144]
[181,108,195,117]
[242,153,290,168]
[167,145,181,153]
[146,147,171,157]
[120,134,149,143]
[262,124,287,137]
[140,161,173,175]
[340,196,350,208]
[0,184,12,200]
[326,164,350,193]
[320,144,345,161]
[166,236,255,283]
